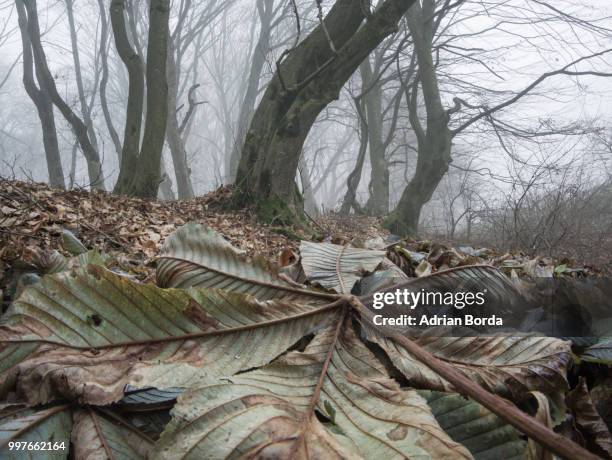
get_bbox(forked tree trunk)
[127,0,170,198]
[235,0,416,223]
[111,0,145,194]
[21,0,105,190]
[111,0,170,199]
[15,0,65,189]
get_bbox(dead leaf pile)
[0,180,301,286]
[1,221,608,459]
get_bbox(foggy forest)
[0,0,611,459]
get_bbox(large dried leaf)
[71,409,153,459]
[155,323,471,459]
[358,266,570,399]
[0,265,334,405]
[373,334,570,400]
[425,391,526,460]
[157,223,320,302]
[299,241,386,293]
[0,405,71,459]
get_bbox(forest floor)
[0,180,384,287]
[0,179,607,296]
[1,179,611,456]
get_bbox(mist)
[0,0,610,257]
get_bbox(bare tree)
[234,0,418,223]
[18,0,106,190]
[340,96,368,214]
[111,0,171,198]
[386,0,612,235]
[227,0,277,180]
[96,0,122,163]
[14,0,64,188]
[164,1,228,198]
[66,0,102,189]
[166,36,196,199]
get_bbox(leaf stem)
[346,296,599,460]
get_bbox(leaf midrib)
[0,301,341,351]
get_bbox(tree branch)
[178,83,206,134]
[452,48,612,135]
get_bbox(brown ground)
[1,179,607,295]
[0,180,384,284]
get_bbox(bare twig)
[452,48,612,135]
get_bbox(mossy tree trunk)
[234,0,417,223]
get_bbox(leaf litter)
[0,179,609,459]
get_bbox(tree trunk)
[235,0,416,223]
[15,0,65,189]
[385,0,452,235]
[127,0,170,198]
[111,0,145,194]
[361,59,389,215]
[228,0,274,181]
[298,156,318,216]
[23,0,106,190]
[97,0,122,162]
[340,97,368,214]
[166,35,195,199]
[66,0,99,160]
[111,0,170,199]
[158,157,176,200]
